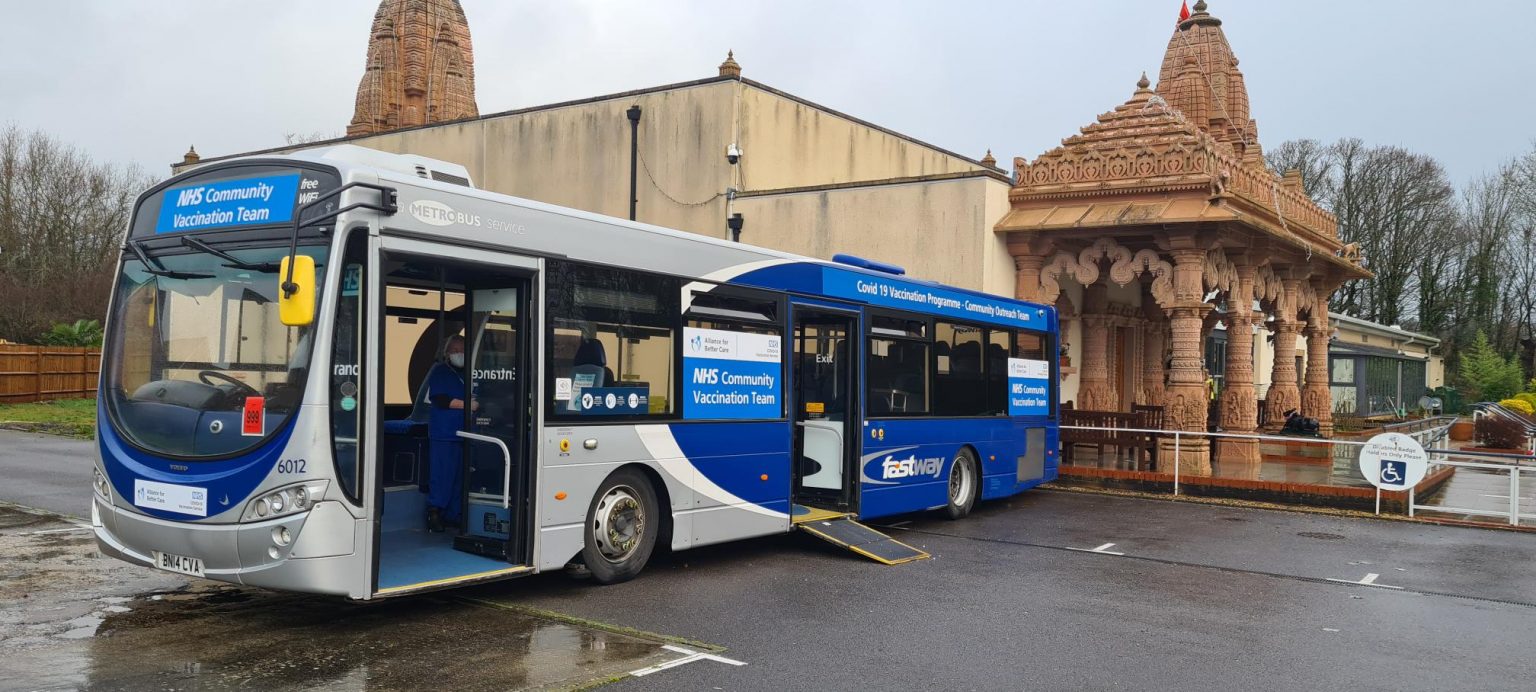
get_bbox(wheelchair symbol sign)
[1358,432,1429,490]
[1379,460,1408,487]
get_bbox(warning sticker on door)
[242,396,265,436]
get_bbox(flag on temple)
[1179,1,1191,22]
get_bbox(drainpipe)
[627,105,642,221]
[727,213,744,243]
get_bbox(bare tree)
[283,131,343,146]
[0,125,156,342]
[1265,138,1334,201]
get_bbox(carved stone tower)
[1155,0,1257,160]
[347,0,479,137]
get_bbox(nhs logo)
[176,187,205,206]
[692,368,720,384]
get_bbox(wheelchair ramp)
[795,514,929,565]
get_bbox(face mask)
[448,353,465,368]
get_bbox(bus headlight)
[93,469,111,500]
[243,481,328,521]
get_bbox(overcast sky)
[3,1,1532,186]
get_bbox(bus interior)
[374,253,534,593]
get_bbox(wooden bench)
[1062,407,1163,469]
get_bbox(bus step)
[795,516,929,565]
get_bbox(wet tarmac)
[0,506,672,691]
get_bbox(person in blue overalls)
[425,335,471,532]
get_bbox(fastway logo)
[880,454,944,480]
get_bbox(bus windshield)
[103,243,329,459]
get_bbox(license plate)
[152,550,205,577]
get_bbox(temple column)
[1159,246,1212,474]
[1218,262,1260,463]
[1264,276,1303,431]
[1078,283,1114,410]
[1141,321,1167,408]
[1302,294,1334,436]
[1014,255,1044,303]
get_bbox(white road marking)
[629,645,746,677]
[1326,572,1402,590]
[30,524,92,535]
[1066,542,1125,556]
[1322,628,1340,632]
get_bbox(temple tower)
[347,0,479,137]
[1156,0,1256,159]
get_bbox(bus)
[92,145,1059,599]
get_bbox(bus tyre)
[944,448,978,520]
[582,468,659,585]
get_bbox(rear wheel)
[944,448,978,520]
[582,468,659,584]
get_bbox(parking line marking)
[629,645,746,677]
[1326,572,1402,589]
[30,525,91,535]
[1066,542,1125,556]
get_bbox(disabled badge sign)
[1358,432,1429,490]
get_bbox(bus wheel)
[944,448,978,520]
[582,468,659,584]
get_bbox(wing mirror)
[278,255,316,326]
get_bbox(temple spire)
[347,0,479,137]
[1155,0,1255,157]
[718,50,742,78]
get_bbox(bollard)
[1173,432,1181,496]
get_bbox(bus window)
[984,329,1010,415]
[1015,331,1048,360]
[868,314,930,416]
[548,261,678,418]
[328,230,367,502]
[934,322,986,416]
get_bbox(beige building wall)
[181,77,1006,295]
[733,175,1013,293]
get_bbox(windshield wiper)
[125,239,214,279]
[179,236,281,273]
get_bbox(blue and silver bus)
[92,145,1059,598]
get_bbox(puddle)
[0,506,675,690]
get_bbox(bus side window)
[547,260,679,417]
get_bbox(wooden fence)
[0,344,100,403]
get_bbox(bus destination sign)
[154,172,306,234]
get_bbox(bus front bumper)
[92,497,366,597]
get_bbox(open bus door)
[789,304,859,516]
[369,236,539,597]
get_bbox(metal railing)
[1411,447,1536,526]
[1058,420,1536,526]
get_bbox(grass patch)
[0,398,96,438]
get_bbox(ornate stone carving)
[348,0,479,137]
[1140,321,1167,406]
[1033,239,1174,307]
[1263,277,1303,430]
[1302,293,1335,436]
[1253,262,1281,305]
[1078,314,1115,410]
[1203,247,1237,295]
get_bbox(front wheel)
[581,468,659,584]
[944,448,978,520]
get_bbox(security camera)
[726,143,741,165]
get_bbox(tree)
[1459,331,1523,402]
[37,319,103,347]
[0,125,156,342]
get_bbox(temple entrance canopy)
[996,1,1369,470]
